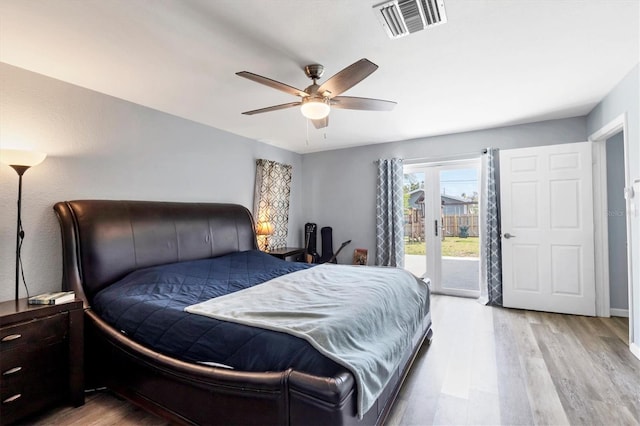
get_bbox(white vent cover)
[373,0,447,39]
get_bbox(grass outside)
[405,237,479,257]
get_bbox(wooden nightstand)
[266,247,306,261]
[0,299,83,425]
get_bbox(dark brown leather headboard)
[54,200,258,305]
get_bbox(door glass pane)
[403,171,427,278]
[439,166,480,291]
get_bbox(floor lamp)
[0,149,47,302]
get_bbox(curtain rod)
[403,149,487,165]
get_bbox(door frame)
[589,112,635,356]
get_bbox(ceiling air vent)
[373,0,447,39]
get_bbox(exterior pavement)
[404,254,479,291]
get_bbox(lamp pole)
[11,165,29,302]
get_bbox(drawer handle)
[1,334,22,342]
[2,366,22,376]
[3,394,21,404]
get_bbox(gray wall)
[301,117,587,264]
[606,132,628,311]
[587,63,639,349]
[3,58,637,349]
[0,63,303,302]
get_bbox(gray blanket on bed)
[185,263,429,418]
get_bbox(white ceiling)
[1,1,638,154]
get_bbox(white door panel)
[500,142,595,315]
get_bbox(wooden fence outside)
[442,214,479,237]
[405,214,479,240]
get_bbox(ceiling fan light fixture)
[300,97,330,120]
[237,58,395,130]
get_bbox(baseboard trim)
[610,308,629,317]
[631,342,640,361]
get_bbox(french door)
[404,159,480,297]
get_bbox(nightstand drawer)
[1,370,66,424]
[0,312,68,352]
[1,342,67,389]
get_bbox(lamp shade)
[256,221,274,236]
[0,149,47,167]
[300,98,330,120]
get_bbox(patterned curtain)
[253,159,292,251]
[375,158,404,267]
[479,148,503,305]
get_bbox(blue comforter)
[92,250,343,376]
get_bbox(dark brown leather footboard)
[54,200,432,425]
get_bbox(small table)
[266,247,306,260]
[0,298,84,425]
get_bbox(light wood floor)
[387,295,639,425]
[24,295,639,426]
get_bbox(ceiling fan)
[236,58,396,129]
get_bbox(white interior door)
[500,142,596,315]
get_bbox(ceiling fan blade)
[331,96,397,111]
[311,116,329,129]
[241,102,301,115]
[317,59,379,98]
[236,71,308,98]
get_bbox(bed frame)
[54,200,432,425]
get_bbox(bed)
[54,200,432,425]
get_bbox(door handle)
[434,220,438,237]
[503,233,516,239]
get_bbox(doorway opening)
[605,131,629,318]
[589,112,636,359]
[404,159,481,297]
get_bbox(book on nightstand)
[28,291,75,305]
